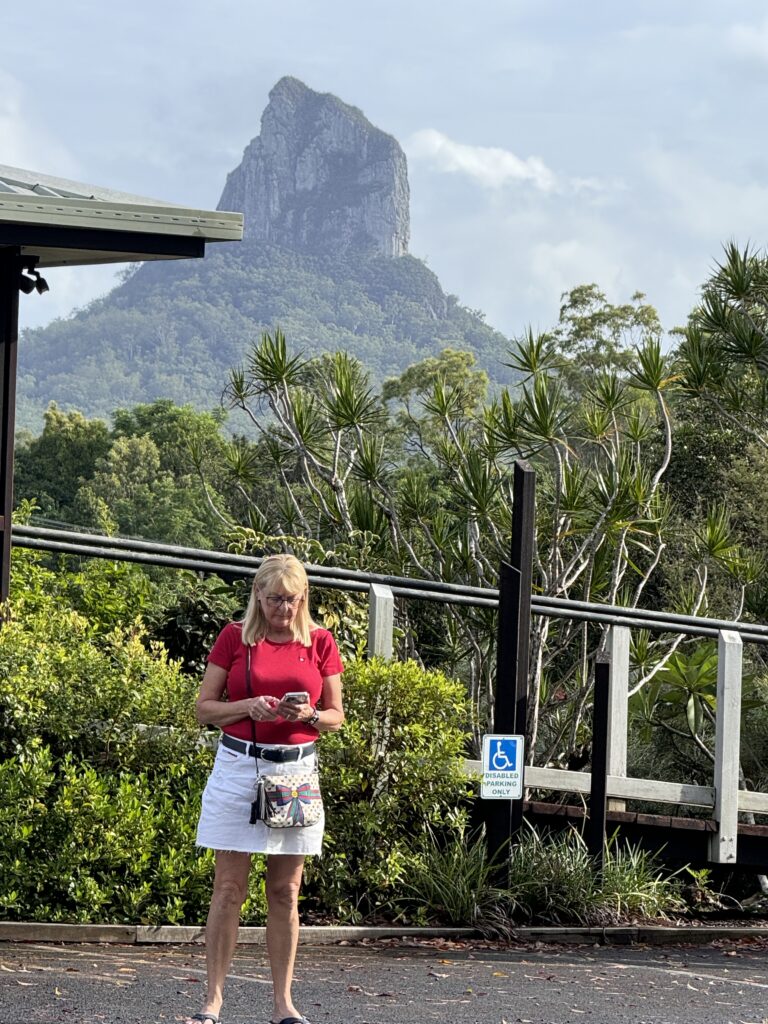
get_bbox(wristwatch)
[307,707,320,727]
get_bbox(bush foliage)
[1,547,685,926]
[0,552,472,924]
[305,658,472,920]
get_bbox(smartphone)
[281,691,309,705]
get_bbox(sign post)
[481,734,525,802]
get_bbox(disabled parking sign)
[481,734,525,800]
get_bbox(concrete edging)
[515,925,768,946]
[1,921,767,946]
[0,922,478,945]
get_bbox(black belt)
[220,734,316,762]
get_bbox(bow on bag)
[271,780,321,825]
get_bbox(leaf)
[686,693,703,737]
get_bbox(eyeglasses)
[264,595,303,609]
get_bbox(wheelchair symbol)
[491,739,517,771]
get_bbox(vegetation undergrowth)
[1,542,704,928]
[0,550,475,925]
[398,822,685,934]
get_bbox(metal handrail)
[11,524,768,643]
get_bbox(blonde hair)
[241,553,317,647]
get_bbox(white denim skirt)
[196,740,324,856]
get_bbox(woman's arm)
[196,662,273,726]
[276,672,344,732]
[313,673,345,733]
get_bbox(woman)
[185,553,344,1024]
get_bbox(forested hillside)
[15,77,515,430]
[16,242,513,430]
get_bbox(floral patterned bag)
[251,769,323,828]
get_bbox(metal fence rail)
[11,524,768,642]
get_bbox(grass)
[398,821,685,933]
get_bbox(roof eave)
[0,194,243,243]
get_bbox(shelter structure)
[0,164,244,603]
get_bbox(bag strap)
[244,644,258,760]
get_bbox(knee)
[266,877,302,913]
[213,876,248,910]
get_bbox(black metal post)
[494,561,522,734]
[509,461,536,732]
[588,654,611,873]
[486,461,536,866]
[484,560,521,866]
[509,461,535,838]
[0,248,20,608]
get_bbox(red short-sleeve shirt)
[207,622,344,744]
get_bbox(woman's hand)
[276,697,312,722]
[248,695,280,721]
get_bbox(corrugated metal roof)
[0,164,243,267]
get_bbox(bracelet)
[307,707,320,727]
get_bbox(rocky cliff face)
[218,77,410,258]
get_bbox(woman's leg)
[265,853,306,1023]
[186,850,251,1022]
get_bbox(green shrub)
[305,657,473,921]
[598,837,685,922]
[1,555,473,924]
[0,747,223,923]
[0,550,232,923]
[1,549,687,928]
[507,826,600,924]
[398,822,684,931]
[395,817,513,933]
[505,826,683,926]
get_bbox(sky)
[5,1,768,341]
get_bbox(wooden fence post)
[368,583,394,660]
[588,655,611,871]
[607,626,630,811]
[710,629,743,864]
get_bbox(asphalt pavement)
[2,937,768,1024]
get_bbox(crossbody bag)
[244,643,323,828]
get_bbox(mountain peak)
[217,77,410,257]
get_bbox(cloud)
[642,148,768,241]
[729,17,768,61]
[406,128,557,192]
[529,237,626,311]
[0,71,78,174]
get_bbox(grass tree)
[678,242,768,448]
[218,306,749,763]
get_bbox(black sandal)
[189,1015,220,1024]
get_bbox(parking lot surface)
[2,938,768,1024]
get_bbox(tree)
[14,403,111,521]
[553,284,662,397]
[215,317,750,761]
[111,399,228,479]
[15,399,234,547]
[75,435,216,546]
[677,242,768,449]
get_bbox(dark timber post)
[508,461,535,838]
[485,560,521,866]
[0,249,20,608]
[486,460,536,867]
[588,654,611,873]
[510,463,535,733]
